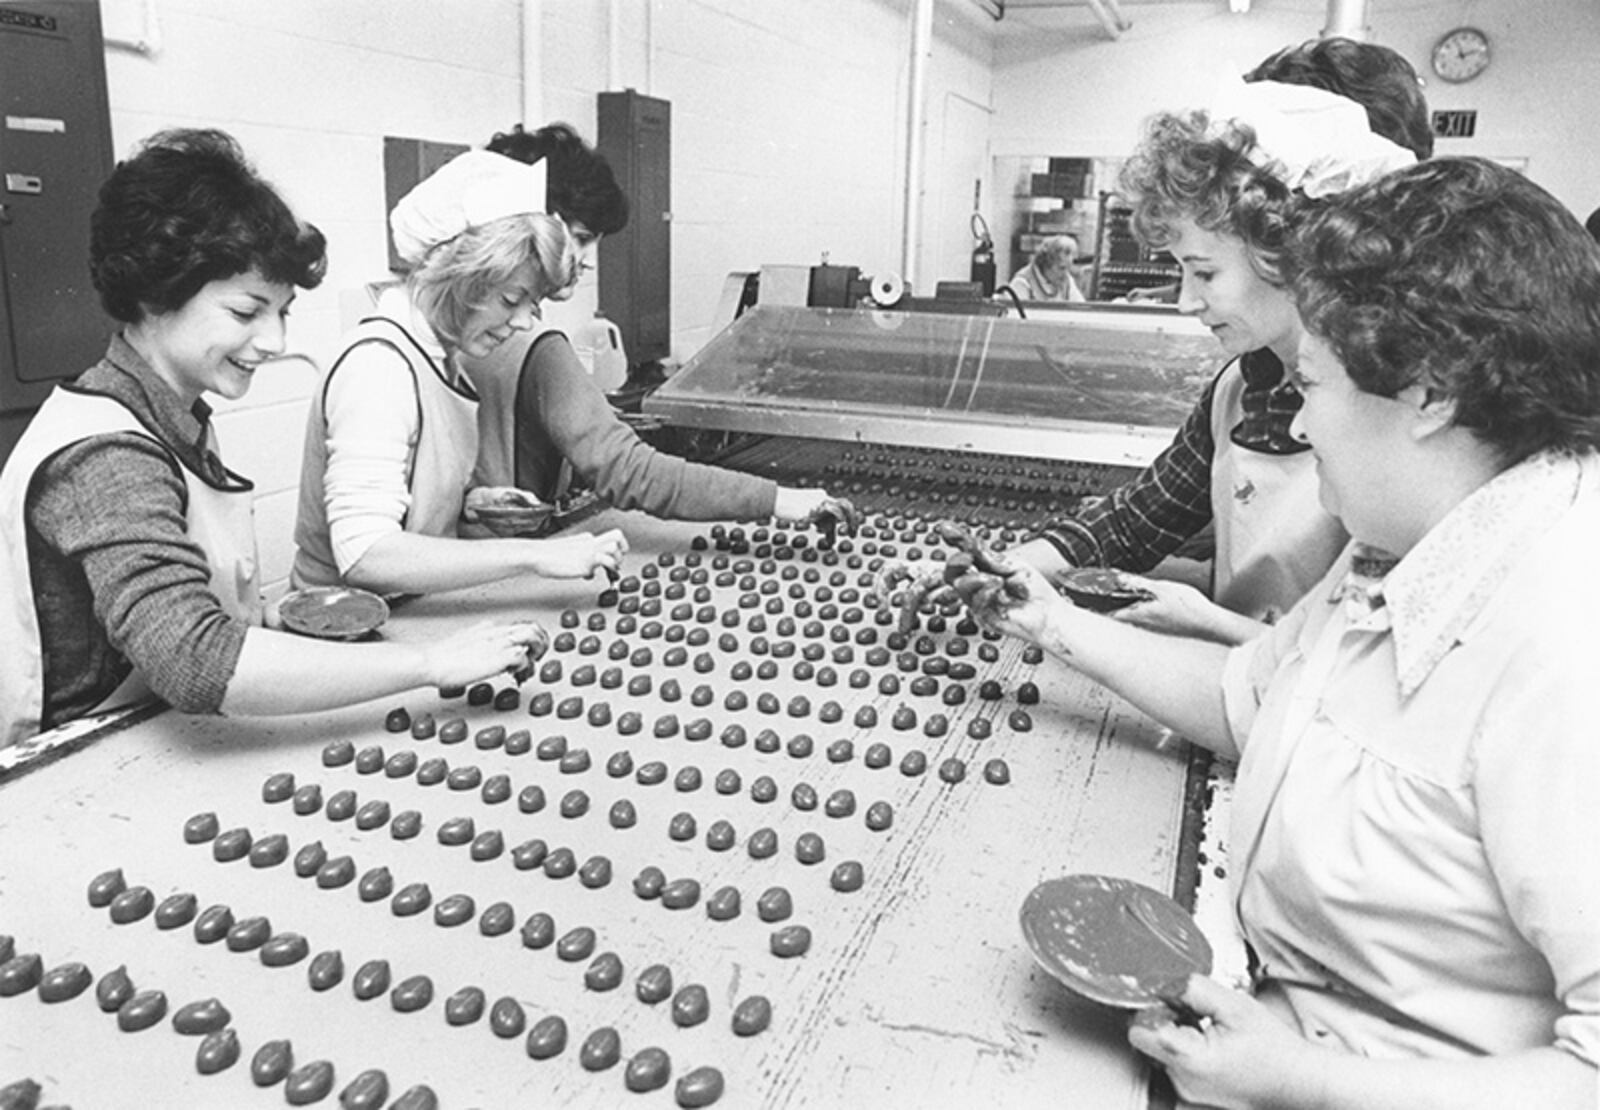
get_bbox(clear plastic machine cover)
[645,305,1226,465]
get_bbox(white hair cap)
[1211,76,1417,198]
[389,149,548,265]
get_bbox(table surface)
[1,510,1196,1109]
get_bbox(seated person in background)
[959,155,1600,1110]
[292,149,629,596]
[1003,233,1086,302]
[0,130,544,747]
[1009,37,1432,645]
[458,122,846,534]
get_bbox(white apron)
[0,388,260,747]
[1209,363,1348,622]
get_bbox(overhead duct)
[1322,0,1370,40]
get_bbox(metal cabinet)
[597,89,670,369]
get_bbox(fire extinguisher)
[970,212,996,296]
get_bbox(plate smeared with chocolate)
[1056,568,1155,613]
[1020,874,1211,1009]
[279,587,390,641]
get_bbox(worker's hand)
[463,486,557,537]
[527,528,628,582]
[1109,576,1268,646]
[1127,975,1317,1110]
[421,620,549,689]
[947,555,1071,647]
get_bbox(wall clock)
[1431,26,1490,83]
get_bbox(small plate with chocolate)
[1056,568,1155,613]
[278,587,390,641]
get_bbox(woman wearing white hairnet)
[292,151,628,595]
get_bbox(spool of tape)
[870,272,906,307]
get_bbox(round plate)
[1020,874,1211,1009]
[278,587,389,641]
[1056,567,1154,613]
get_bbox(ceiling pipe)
[1322,0,1370,40]
[901,0,935,287]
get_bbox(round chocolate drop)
[307,950,344,991]
[786,733,814,759]
[660,878,701,909]
[675,1065,726,1108]
[756,886,793,923]
[445,985,486,1026]
[436,816,475,846]
[521,912,556,949]
[556,926,597,962]
[433,893,476,927]
[391,975,433,1013]
[617,709,644,735]
[408,712,436,740]
[324,789,358,821]
[172,996,231,1035]
[251,1038,293,1086]
[983,757,1011,785]
[260,932,310,967]
[339,1068,389,1109]
[390,810,423,840]
[791,782,818,811]
[385,750,419,778]
[109,885,155,924]
[416,757,448,786]
[316,855,356,889]
[182,811,220,844]
[578,855,612,889]
[671,983,710,1027]
[291,784,324,815]
[899,749,928,776]
[824,789,856,818]
[479,901,516,937]
[854,706,878,728]
[731,994,773,1036]
[212,827,252,862]
[585,951,624,991]
[794,832,826,865]
[714,768,742,794]
[504,728,532,755]
[446,765,483,791]
[938,757,967,784]
[750,775,778,803]
[607,749,635,777]
[391,882,432,917]
[37,961,92,1003]
[706,885,741,921]
[352,959,391,1000]
[674,765,703,792]
[480,774,512,806]
[636,963,673,1003]
[770,923,813,958]
[1008,708,1033,732]
[321,738,355,766]
[226,915,272,952]
[96,964,135,1012]
[633,866,666,899]
[831,860,866,893]
[559,789,590,818]
[512,838,548,870]
[352,801,391,832]
[525,1014,568,1059]
[747,827,779,859]
[196,1027,241,1075]
[626,1046,673,1093]
[116,988,168,1031]
[262,771,296,803]
[437,717,468,744]
[284,1060,335,1105]
[580,1026,621,1071]
[354,744,385,774]
[609,799,637,828]
[967,716,993,740]
[475,725,507,751]
[1022,644,1045,665]
[192,904,234,944]
[636,760,668,786]
[668,812,697,841]
[705,820,736,851]
[517,784,546,814]
[865,800,895,831]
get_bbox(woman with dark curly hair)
[958,157,1600,1109]
[1016,39,1427,645]
[0,129,547,747]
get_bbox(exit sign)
[1433,110,1478,138]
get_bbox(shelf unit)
[1089,193,1181,301]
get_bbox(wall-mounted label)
[5,174,44,195]
[6,115,66,133]
[1432,110,1478,138]
[0,9,58,33]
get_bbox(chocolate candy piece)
[706,886,741,921]
[445,985,486,1025]
[354,800,391,831]
[525,1015,568,1059]
[750,775,778,803]
[316,855,356,889]
[183,812,220,844]
[521,913,556,949]
[490,995,527,1038]
[732,994,772,1036]
[433,893,476,927]
[173,997,231,1034]
[668,812,697,841]
[109,885,155,924]
[37,961,91,1003]
[518,784,546,813]
[250,832,292,867]
[470,830,505,861]
[1022,644,1045,664]
[96,964,135,1012]
[983,757,1010,785]
[263,771,296,802]
[795,832,826,865]
[660,878,701,910]
[585,952,624,991]
[260,932,310,967]
[938,757,966,784]
[251,1039,294,1086]
[1008,709,1033,732]
[446,765,483,791]
[409,713,435,740]
[0,1080,41,1110]
[352,959,391,1000]
[479,901,516,937]
[391,974,433,1012]
[325,789,358,821]
[770,923,812,957]
[196,1027,240,1075]
[899,749,928,777]
[556,926,597,961]
[308,950,344,991]
[559,789,589,818]
[438,716,469,744]
[831,860,866,892]
[437,816,475,845]
[512,838,548,870]
[824,789,856,818]
[322,738,355,766]
[543,847,576,878]
[978,679,1003,701]
[608,799,637,829]
[293,840,327,877]
[635,963,673,1003]
[747,827,778,859]
[504,729,531,755]
[536,733,568,761]
[193,904,234,944]
[467,682,494,705]
[578,856,612,889]
[705,820,737,852]
[87,867,126,907]
[668,985,707,1030]
[339,1068,389,1109]
[391,882,432,917]
[625,1046,672,1093]
[633,866,666,899]
[636,760,668,786]
[293,784,323,814]
[493,686,521,711]
[826,739,854,763]
[791,783,817,811]
[358,866,394,903]
[285,1060,335,1105]
[756,887,793,922]
[580,1026,621,1071]
[754,728,781,753]
[967,716,993,740]
[713,769,741,795]
[116,988,168,1031]
[675,1065,726,1108]
[226,915,272,952]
